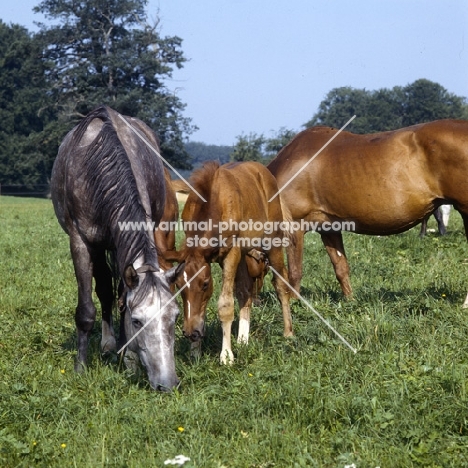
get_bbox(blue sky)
[1,0,467,145]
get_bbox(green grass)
[1,196,468,467]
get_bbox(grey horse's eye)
[132,319,143,329]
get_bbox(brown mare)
[163,161,293,363]
[268,119,468,306]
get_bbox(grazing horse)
[420,204,451,237]
[169,175,267,305]
[267,119,468,306]
[51,105,183,391]
[163,161,293,363]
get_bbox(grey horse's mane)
[72,106,158,274]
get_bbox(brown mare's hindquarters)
[268,120,468,306]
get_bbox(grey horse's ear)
[165,262,185,285]
[124,265,139,289]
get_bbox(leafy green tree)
[264,128,296,161]
[230,129,296,164]
[364,87,405,131]
[306,80,467,133]
[401,79,467,126]
[34,0,194,168]
[0,21,56,187]
[306,87,371,132]
[230,133,266,163]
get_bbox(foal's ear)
[123,265,139,289]
[164,261,185,285]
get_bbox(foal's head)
[175,251,213,344]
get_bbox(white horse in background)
[419,205,452,237]
[441,204,451,227]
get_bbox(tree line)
[230,79,468,163]
[0,0,467,190]
[0,0,194,191]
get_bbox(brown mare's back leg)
[218,246,242,364]
[419,215,430,238]
[234,256,255,344]
[267,246,293,337]
[286,229,305,297]
[320,232,353,298]
[460,213,468,308]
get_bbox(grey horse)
[51,105,183,391]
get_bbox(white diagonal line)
[269,265,357,353]
[117,266,206,354]
[268,115,356,202]
[117,114,207,202]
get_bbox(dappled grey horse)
[51,105,183,391]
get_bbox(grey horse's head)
[121,262,184,391]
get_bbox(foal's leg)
[69,233,97,371]
[267,246,293,337]
[92,251,116,354]
[286,229,305,297]
[234,256,255,344]
[218,247,241,364]
[320,232,353,298]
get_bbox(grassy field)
[1,196,468,467]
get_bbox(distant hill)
[186,141,233,166]
[169,141,234,180]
